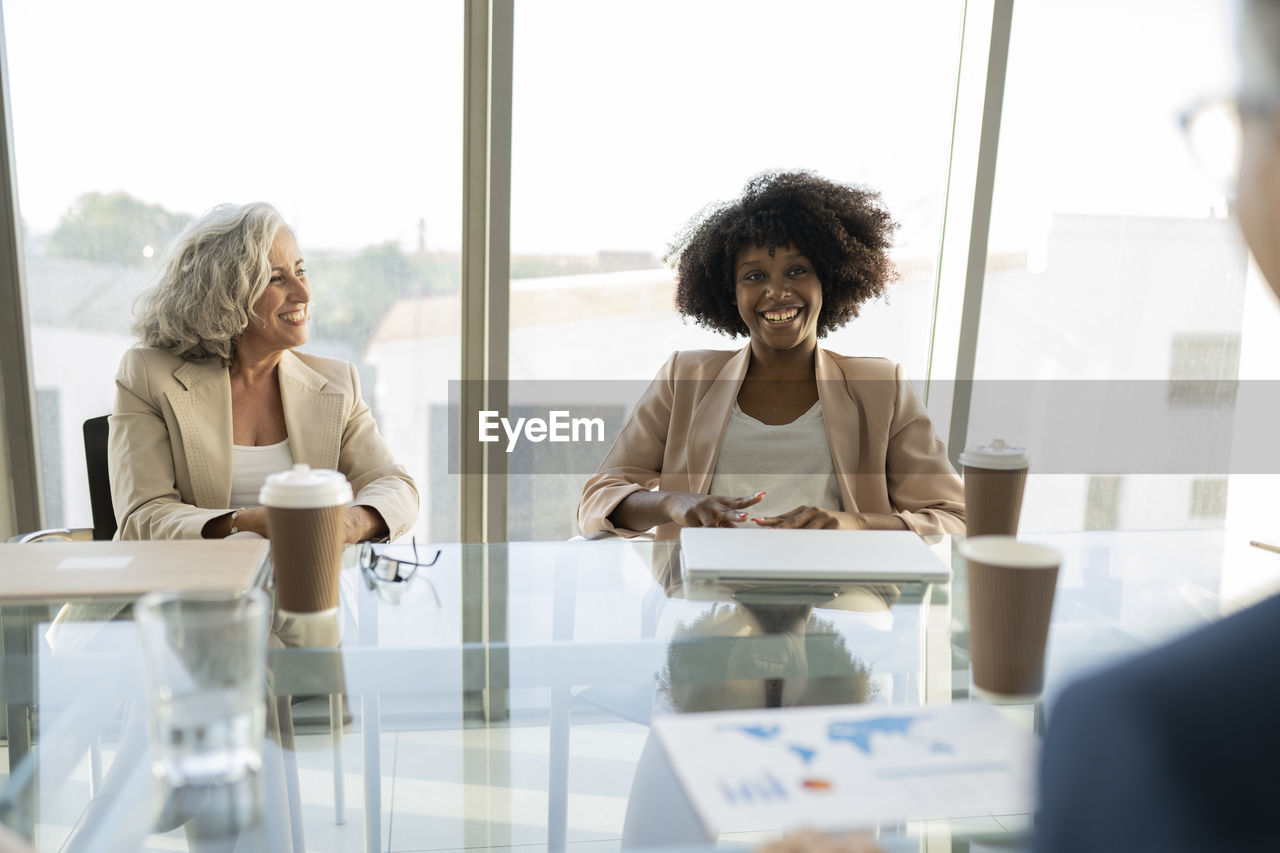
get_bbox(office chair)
[6,415,112,544]
[82,415,115,541]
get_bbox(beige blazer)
[110,346,419,541]
[578,346,965,539]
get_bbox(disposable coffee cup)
[259,464,352,614]
[959,439,1029,538]
[960,536,1060,697]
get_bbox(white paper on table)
[652,702,1038,836]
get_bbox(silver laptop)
[678,528,951,587]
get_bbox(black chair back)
[83,415,115,540]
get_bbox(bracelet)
[228,507,246,536]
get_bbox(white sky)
[4,0,1236,256]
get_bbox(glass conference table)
[2,531,1279,853]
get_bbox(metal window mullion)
[461,0,512,545]
[944,0,1015,466]
[460,0,512,737]
[0,2,43,538]
[485,0,511,545]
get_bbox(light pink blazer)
[110,346,419,541]
[577,346,965,539]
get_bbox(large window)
[970,0,1244,533]
[505,0,967,539]
[6,0,461,539]
[10,1,1263,544]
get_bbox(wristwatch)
[229,507,246,536]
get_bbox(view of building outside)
[971,0,1268,540]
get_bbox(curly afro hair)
[666,170,900,338]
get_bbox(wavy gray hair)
[133,202,288,364]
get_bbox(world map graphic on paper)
[659,704,1038,834]
[718,715,954,766]
[828,715,953,757]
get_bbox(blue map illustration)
[828,716,952,756]
[717,714,953,768]
[718,724,819,767]
[734,725,780,741]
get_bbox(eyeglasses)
[359,538,441,605]
[1177,94,1275,198]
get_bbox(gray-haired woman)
[111,202,418,541]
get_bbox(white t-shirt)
[707,402,842,524]
[230,438,294,508]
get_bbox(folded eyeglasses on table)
[358,539,441,604]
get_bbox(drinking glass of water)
[135,589,270,788]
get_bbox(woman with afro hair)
[577,171,964,539]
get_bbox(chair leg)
[275,694,306,853]
[331,693,345,825]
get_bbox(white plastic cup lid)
[959,536,1060,569]
[259,464,352,509]
[959,439,1029,470]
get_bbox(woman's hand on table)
[204,504,387,542]
[343,504,388,544]
[751,506,908,531]
[609,489,766,531]
[203,506,269,539]
[662,490,766,528]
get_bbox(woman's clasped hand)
[750,505,906,531]
[661,490,766,528]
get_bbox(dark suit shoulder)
[1109,590,1280,690]
[1038,592,1280,853]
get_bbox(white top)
[230,439,294,508]
[708,402,842,524]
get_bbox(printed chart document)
[652,702,1038,835]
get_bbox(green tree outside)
[307,243,459,352]
[47,191,191,266]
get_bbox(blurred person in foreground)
[1034,1,1280,849]
[110,202,417,542]
[578,171,964,539]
